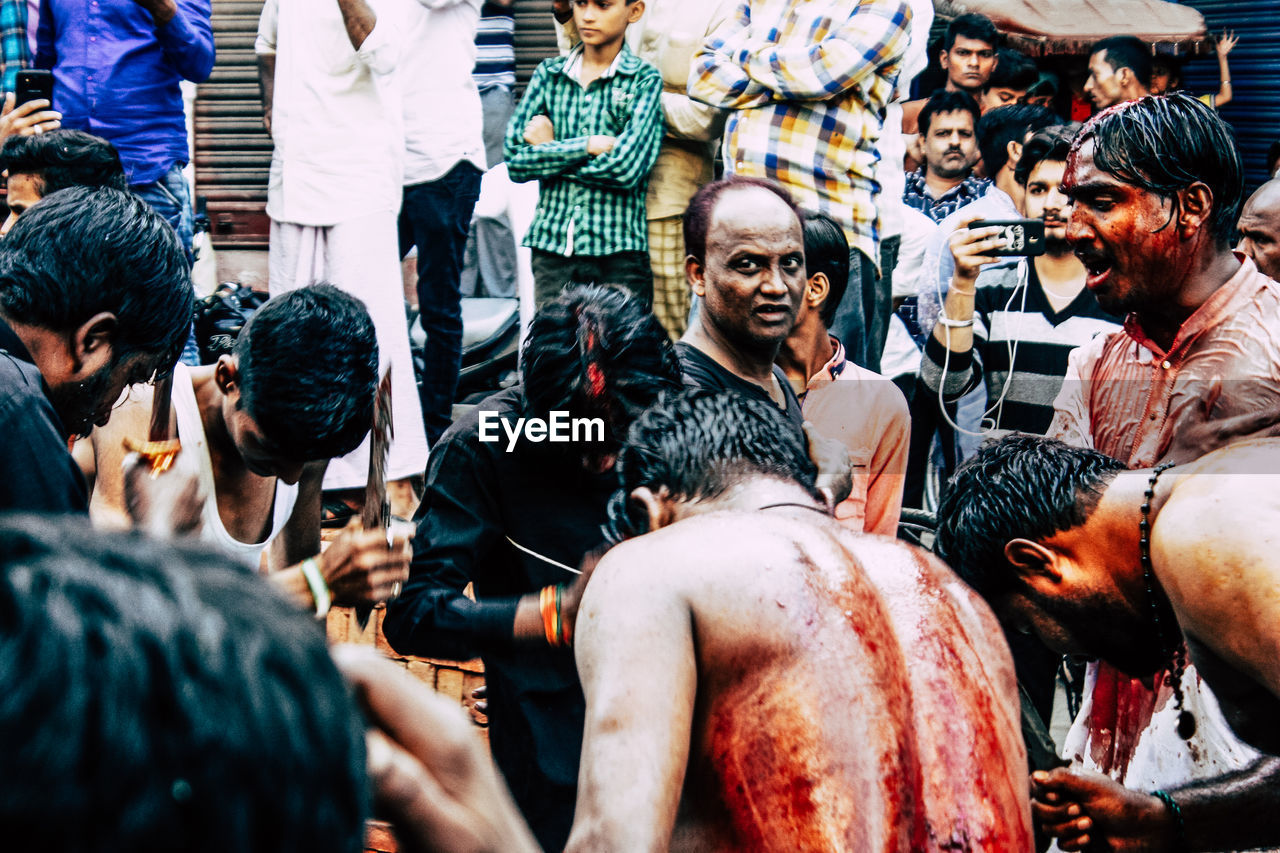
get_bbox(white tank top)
[171,363,299,564]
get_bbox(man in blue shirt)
[35,0,213,257]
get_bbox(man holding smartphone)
[921,124,1121,440]
[34,0,213,260]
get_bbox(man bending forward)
[565,392,1031,852]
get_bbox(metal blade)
[355,365,394,629]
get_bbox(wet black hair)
[976,103,1058,178]
[944,13,999,52]
[605,391,821,543]
[233,283,379,462]
[799,210,849,329]
[0,515,368,852]
[1072,92,1244,245]
[935,434,1126,600]
[918,89,981,138]
[0,186,192,372]
[1090,36,1153,88]
[522,284,682,467]
[0,129,127,194]
[682,175,800,264]
[1014,124,1081,186]
[984,47,1039,93]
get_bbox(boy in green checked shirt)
[505,0,663,307]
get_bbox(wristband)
[300,557,331,619]
[937,315,975,328]
[556,583,573,647]
[1152,790,1186,850]
[540,585,561,647]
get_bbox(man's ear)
[1176,181,1215,239]
[939,48,951,73]
[805,272,830,310]
[630,485,675,532]
[627,0,644,23]
[1004,538,1063,592]
[1006,138,1023,171]
[686,254,706,298]
[70,311,117,377]
[213,354,242,401]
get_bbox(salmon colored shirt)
[1049,255,1280,789]
[801,336,910,536]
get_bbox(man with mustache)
[1040,92,1280,851]
[0,186,191,514]
[903,89,987,224]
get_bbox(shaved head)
[1238,179,1280,280]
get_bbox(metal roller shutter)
[1179,0,1280,192]
[197,0,270,248]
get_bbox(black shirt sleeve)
[383,417,520,660]
[0,361,88,515]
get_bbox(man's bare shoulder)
[1158,438,1280,548]
[94,384,155,446]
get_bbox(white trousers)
[269,213,429,490]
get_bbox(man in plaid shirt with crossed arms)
[689,0,911,368]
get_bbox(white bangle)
[937,315,975,328]
[300,557,331,619]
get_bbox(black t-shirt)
[675,341,806,434]
[383,385,613,850]
[0,318,88,515]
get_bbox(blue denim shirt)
[35,0,214,184]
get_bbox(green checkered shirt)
[505,44,663,257]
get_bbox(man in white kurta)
[256,0,429,490]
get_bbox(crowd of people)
[4,0,1280,851]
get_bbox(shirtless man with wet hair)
[937,434,1280,850]
[564,391,1031,852]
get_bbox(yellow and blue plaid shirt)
[505,44,664,258]
[689,0,911,268]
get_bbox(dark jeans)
[400,161,483,445]
[828,247,878,371]
[530,248,652,308]
[866,235,900,375]
[132,161,199,365]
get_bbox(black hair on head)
[944,12,999,51]
[985,47,1039,93]
[682,175,800,264]
[0,515,368,853]
[934,434,1126,601]
[918,89,981,137]
[0,186,192,373]
[1090,36,1153,88]
[1014,123,1081,186]
[605,390,820,543]
[1070,92,1244,245]
[233,283,379,462]
[0,129,127,194]
[522,284,682,467]
[799,209,849,329]
[976,103,1058,177]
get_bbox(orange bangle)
[558,584,573,647]
[540,585,560,647]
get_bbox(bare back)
[568,508,1030,853]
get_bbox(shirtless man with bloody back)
[564,391,1031,851]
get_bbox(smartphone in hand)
[14,69,54,108]
[971,218,1046,257]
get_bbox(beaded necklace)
[1141,461,1196,741]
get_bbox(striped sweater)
[920,259,1121,436]
[473,1,515,91]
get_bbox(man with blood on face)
[1040,93,1280,853]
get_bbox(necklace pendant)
[1177,709,1197,740]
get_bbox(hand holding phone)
[969,218,1047,257]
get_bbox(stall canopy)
[935,0,1212,57]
